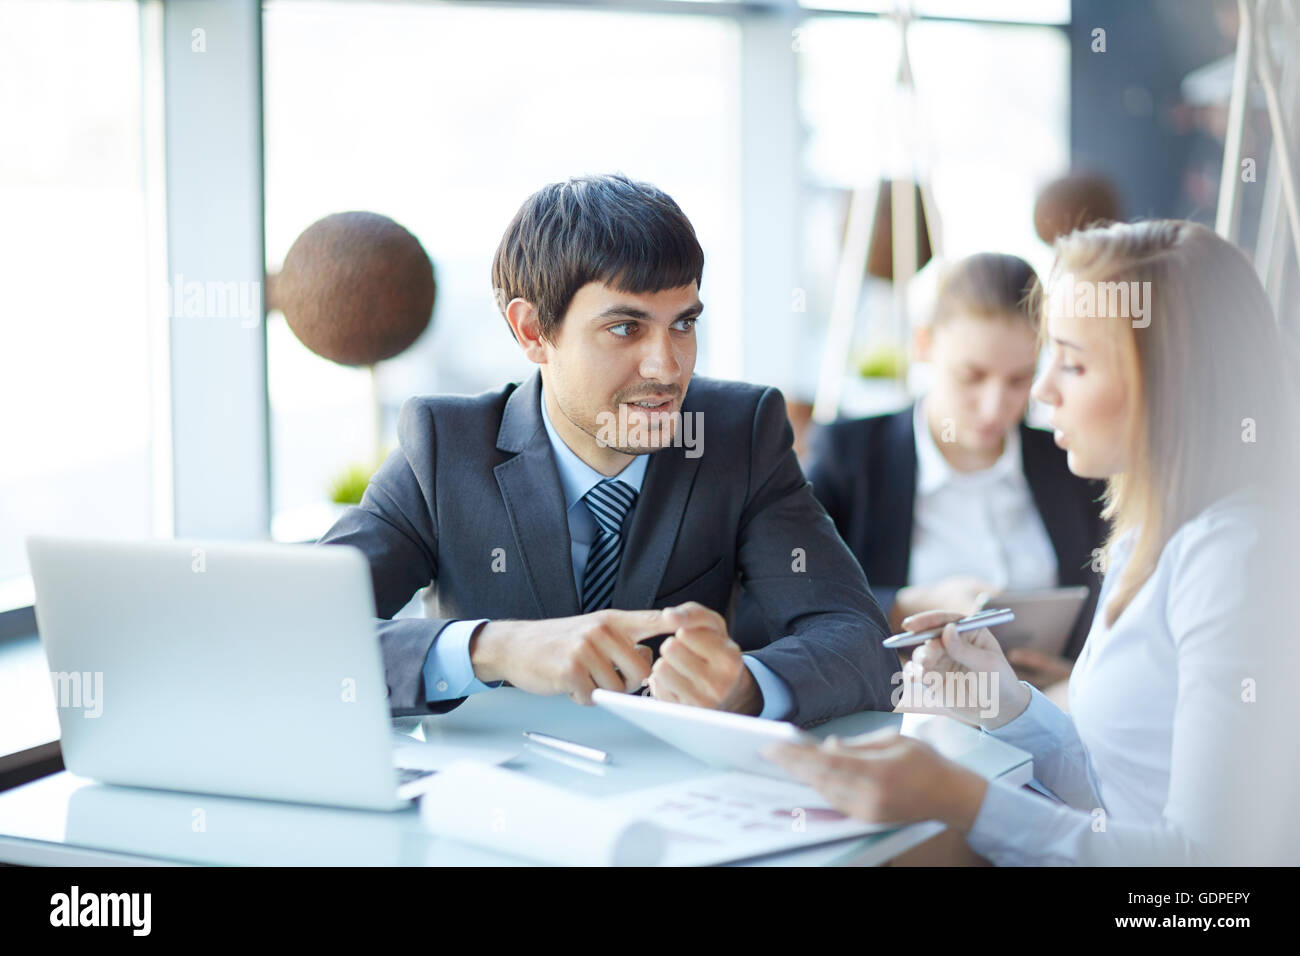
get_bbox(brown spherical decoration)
[1034,173,1124,245]
[272,211,435,366]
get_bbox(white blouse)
[964,487,1300,865]
[907,399,1059,593]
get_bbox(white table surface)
[0,687,1031,866]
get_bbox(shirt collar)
[913,396,1023,495]
[539,384,648,510]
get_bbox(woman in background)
[806,253,1104,684]
[767,220,1300,865]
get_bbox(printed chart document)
[603,771,894,865]
[604,714,1034,865]
[418,714,1031,866]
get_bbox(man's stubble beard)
[558,395,679,456]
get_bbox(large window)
[0,0,1070,572]
[799,0,1070,22]
[263,0,742,539]
[794,14,1069,409]
[0,0,159,603]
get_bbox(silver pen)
[882,608,1016,649]
[522,731,611,764]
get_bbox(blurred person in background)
[801,253,1105,695]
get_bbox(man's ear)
[505,298,548,365]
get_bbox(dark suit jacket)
[318,371,899,726]
[803,405,1106,659]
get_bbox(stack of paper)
[418,762,667,866]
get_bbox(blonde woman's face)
[1030,280,1137,478]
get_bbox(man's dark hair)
[491,173,704,341]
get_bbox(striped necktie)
[580,478,638,613]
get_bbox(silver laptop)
[26,535,441,811]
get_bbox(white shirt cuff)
[424,619,498,701]
[744,656,794,720]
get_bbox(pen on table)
[882,608,1016,649]
[522,731,611,764]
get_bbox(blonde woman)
[766,220,1300,865]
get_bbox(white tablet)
[591,690,817,780]
[978,586,1090,656]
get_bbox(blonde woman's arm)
[967,504,1300,865]
[899,609,1106,811]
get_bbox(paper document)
[418,762,667,866]
[417,714,1032,866]
[418,762,887,867]
[604,771,893,866]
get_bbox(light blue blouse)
[965,489,1300,865]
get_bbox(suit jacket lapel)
[493,372,581,618]
[868,405,917,586]
[1021,423,1085,580]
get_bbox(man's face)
[536,281,701,469]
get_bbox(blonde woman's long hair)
[1044,220,1300,626]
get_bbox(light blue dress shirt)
[423,385,794,719]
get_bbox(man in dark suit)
[319,174,897,725]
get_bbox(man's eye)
[672,317,698,332]
[609,322,636,337]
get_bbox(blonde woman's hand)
[763,731,989,832]
[888,576,995,631]
[897,609,1030,730]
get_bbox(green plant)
[328,461,377,506]
[856,343,908,380]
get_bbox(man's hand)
[468,610,663,705]
[647,602,763,715]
